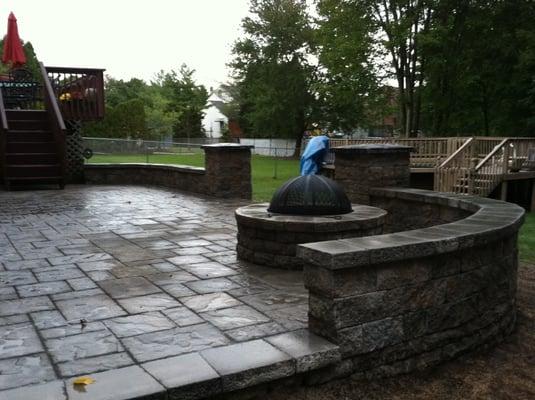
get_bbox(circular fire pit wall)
[236,175,386,269]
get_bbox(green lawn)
[519,212,535,263]
[88,153,299,202]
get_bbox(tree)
[231,0,315,155]
[105,77,151,108]
[420,0,535,136]
[84,99,147,139]
[315,0,389,132]
[154,64,208,139]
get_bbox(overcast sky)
[2,0,250,88]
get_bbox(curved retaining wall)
[84,144,253,199]
[298,188,524,378]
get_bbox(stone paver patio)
[0,185,339,399]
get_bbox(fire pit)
[235,175,386,269]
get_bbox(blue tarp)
[300,135,329,175]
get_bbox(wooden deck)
[0,64,104,188]
[321,136,535,210]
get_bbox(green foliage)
[84,99,147,139]
[519,212,535,263]
[0,39,40,78]
[154,64,208,139]
[231,0,315,151]
[421,0,535,136]
[315,0,388,131]
[84,64,207,140]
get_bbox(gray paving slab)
[122,323,230,362]
[181,292,242,313]
[185,277,242,294]
[200,339,295,391]
[0,296,54,317]
[56,294,126,321]
[0,323,42,359]
[181,261,238,279]
[30,311,67,329]
[65,365,165,400]
[57,352,134,378]
[0,185,338,399]
[0,353,56,391]
[161,306,204,327]
[104,312,175,337]
[265,329,341,372]
[117,293,181,313]
[142,352,221,399]
[45,329,123,363]
[0,380,66,400]
[98,276,161,299]
[200,305,270,330]
[225,321,287,342]
[17,281,71,297]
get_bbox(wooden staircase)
[3,110,63,189]
[0,62,105,191]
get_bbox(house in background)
[202,91,228,138]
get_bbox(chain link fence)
[82,137,302,181]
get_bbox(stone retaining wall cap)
[332,144,414,154]
[201,143,254,149]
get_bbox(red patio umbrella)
[2,12,26,68]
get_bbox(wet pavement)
[0,185,339,399]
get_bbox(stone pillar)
[202,143,254,200]
[333,144,412,205]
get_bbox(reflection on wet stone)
[185,277,242,294]
[56,294,125,321]
[0,323,43,358]
[181,293,241,313]
[162,307,204,327]
[46,329,123,363]
[0,354,56,390]
[104,312,175,337]
[122,323,230,362]
[118,293,180,313]
[200,305,270,330]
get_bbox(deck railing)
[324,136,535,197]
[0,88,8,185]
[45,66,105,121]
[326,137,468,168]
[435,137,535,196]
[39,62,67,187]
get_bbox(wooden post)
[501,180,508,201]
[530,179,535,211]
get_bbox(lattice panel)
[65,120,85,183]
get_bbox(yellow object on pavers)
[72,376,95,386]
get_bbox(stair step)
[6,110,47,121]
[8,119,48,130]
[7,142,56,153]
[5,176,64,187]
[6,153,58,164]
[7,131,53,142]
[6,164,61,178]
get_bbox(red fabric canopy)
[2,12,26,67]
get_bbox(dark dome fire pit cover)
[268,175,352,215]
